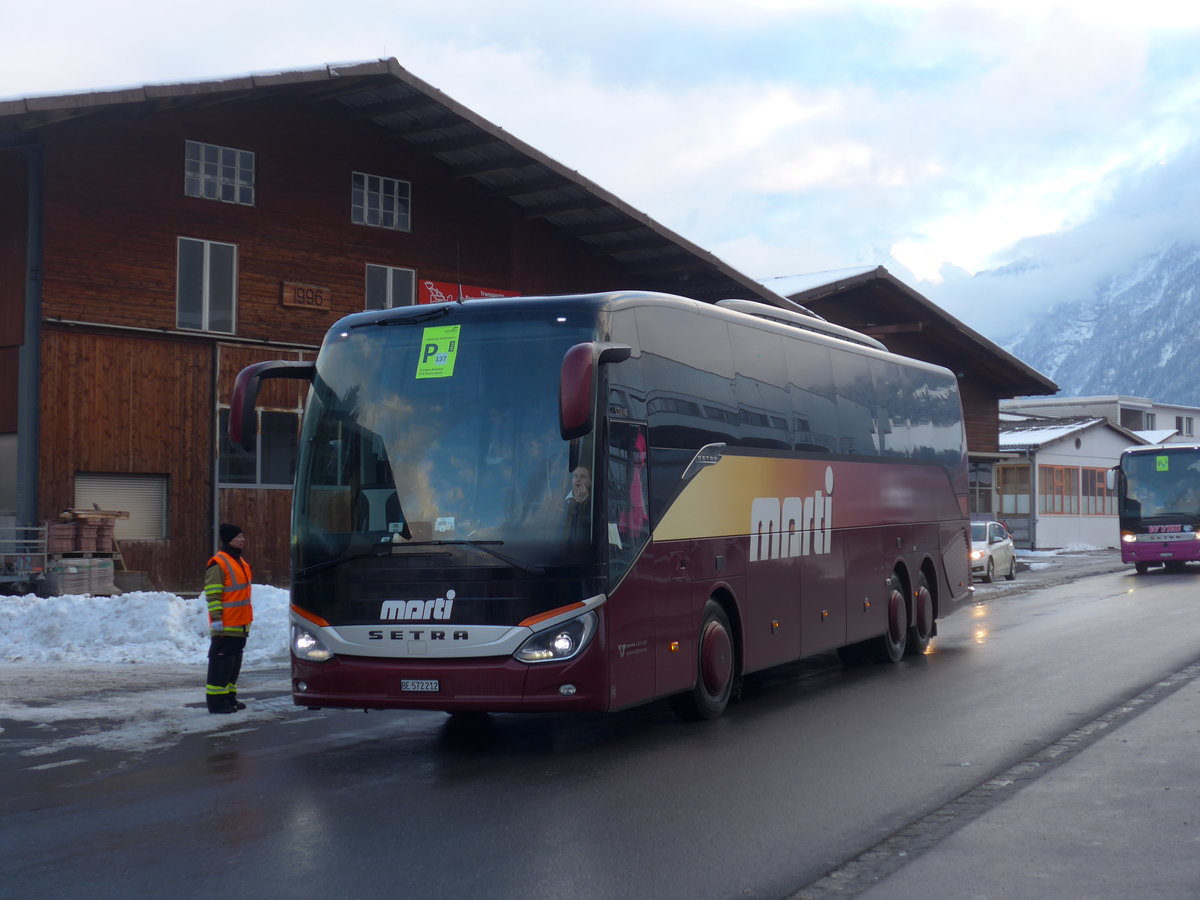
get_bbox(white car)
[970,521,1016,583]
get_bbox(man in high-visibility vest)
[204,523,253,714]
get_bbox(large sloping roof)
[0,58,786,307]
[764,266,1058,398]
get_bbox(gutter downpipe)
[16,144,42,527]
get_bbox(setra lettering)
[367,629,470,641]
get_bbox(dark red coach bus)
[231,291,972,720]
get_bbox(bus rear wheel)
[905,572,934,656]
[670,600,735,721]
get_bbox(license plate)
[401,679,440,692]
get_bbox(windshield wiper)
[396,540,545,574]
[360,305,450,327]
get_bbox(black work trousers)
[205,633,247,711]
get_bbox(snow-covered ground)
[0,585,297,759]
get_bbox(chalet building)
[764,267,1058,520]
[2,60,1058,591]
[1,60,788,590]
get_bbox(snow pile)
[0,585,291,666]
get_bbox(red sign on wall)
[418,280,520,305]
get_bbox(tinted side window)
[831,351,877,456]
[638,307,736,449]
[786,343,838,453]
[872,358,909,458]
[730,325,791,450]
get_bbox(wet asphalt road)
[7,549,1200,900]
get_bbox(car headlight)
[292,624,335,662]
[514,611,597,663]
[970,549,985,560]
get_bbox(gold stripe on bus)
[652,456,830,542]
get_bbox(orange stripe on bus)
[292,604,330,627]
[519,602,587,628]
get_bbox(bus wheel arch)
[670,594,739,721]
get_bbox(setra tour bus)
[1112,444,1200,574]
[231,291,973,720]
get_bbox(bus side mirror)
[230,360,315,451]
[1106,468,1117,491]
[559,342,631,440]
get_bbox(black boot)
[207,693,236,714]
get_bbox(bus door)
[604,422,658,708]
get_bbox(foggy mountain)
[1003,243,1200,406]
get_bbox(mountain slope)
[1005,244,1200,405]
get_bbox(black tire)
[670,600,735,721]
[873,577,908,663]
[1005,556,1016,581]
[1135,562,1150,575]
[905,571,934,656]
[982,558,994,583]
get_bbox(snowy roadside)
[0,585,296,758]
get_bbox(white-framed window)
[1175,416,1194,436]
[1145,412,1156,429]
[177,237,237,333]
[365,264,416,310]
[74,473,168,541]
[217,409,299,488]
[352,171,411,231]
[185,140,255,205]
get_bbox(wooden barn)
[0,59,794,591]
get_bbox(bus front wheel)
[670,600,735,721]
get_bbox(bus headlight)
[1121,532,1136,544]
[292,624,335,662]
[514,611,597,664]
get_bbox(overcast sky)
[4,0,1199,341]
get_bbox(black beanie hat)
[219,523,243,545]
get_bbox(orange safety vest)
[208,551,254,627]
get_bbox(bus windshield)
[293,310,598,573]
[1121,449,1200,521]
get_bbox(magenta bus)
[232,291,973,719]
[1114,445,1200,574]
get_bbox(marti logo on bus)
[381,590,456,621]
[748,466,835,562]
